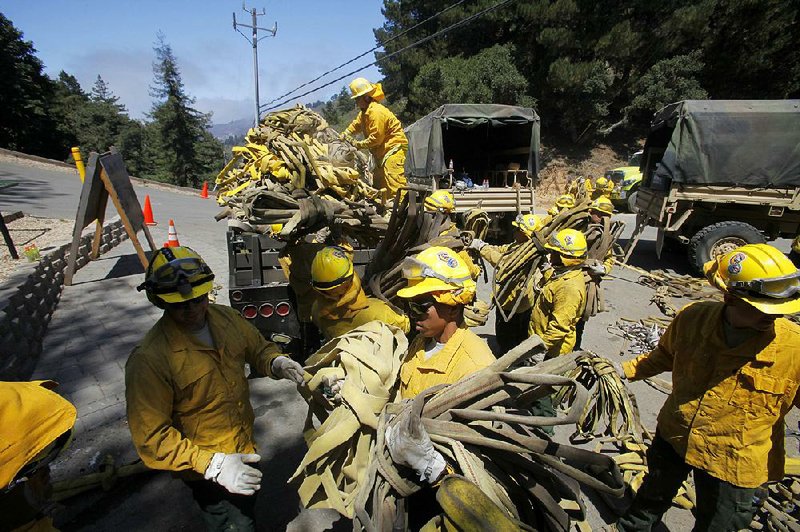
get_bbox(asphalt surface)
[1,155,795,531]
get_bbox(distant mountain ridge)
[209,117,252,140]
[210,101,327,140]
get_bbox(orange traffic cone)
[200,181,209,199]
[143,195,157,226]
[164,219,181,247]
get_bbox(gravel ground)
[0,214,80,283]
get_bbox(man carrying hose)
[342,77,408,204]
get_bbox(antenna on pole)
[233,3,277,127]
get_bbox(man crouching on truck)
[615,244,800,531]
[126,246,305,531]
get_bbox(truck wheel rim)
[711,237,748,258]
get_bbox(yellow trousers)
[375,146,407,203]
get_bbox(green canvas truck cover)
[404,104,540,181]
[649,100,800,187]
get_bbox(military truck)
[630,99,800,272]
[404,104,540,239]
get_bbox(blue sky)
[2,1,387,125]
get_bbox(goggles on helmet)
[400,257,471,287]
[729,271,800,299]
[137,256,214,296]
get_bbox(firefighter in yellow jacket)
[424,189,481,280]
[343,77,408,203]
[396,246,496,399]
[616,243,800,531]
[385,246,495,491]
[0,380,77,531]
[469,213,543,354]
[126,246,306,531]
[529,228,588,358]
[310,246,409,340]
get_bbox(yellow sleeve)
[602,248,615,275]
[479,244,509,268]
[344,112,363,136]
[458,250,481,280]
[125,353,214,475]
[354,106,387,150]
[623,316,677,381]
[364,299,411,334]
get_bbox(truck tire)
[688,221,765,273]
[627,190,639,213]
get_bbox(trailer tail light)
[259,303,274,318]
[241,305,258,319]
[231,290,243,302]
[275,302,291,317]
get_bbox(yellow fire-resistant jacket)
[0,381,76,488]
[529,268,586,358]
[623,301,800,488]
[345,101,407,165]
[313,296,410,340]
[400,327,496,399]
[125,304,284,477]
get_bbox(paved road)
[5,156,793,530]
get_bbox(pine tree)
[146,32,221,186]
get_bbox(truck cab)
[606,150,643,212]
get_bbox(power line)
[260,0,467,109]
[262,0,517,111]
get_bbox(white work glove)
[271,356,305,384]
[385,411,446,484]
[586,263,606,277]
[205,453,262,495]
[322,375,345,404]
[468,238,487,251]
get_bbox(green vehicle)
[605,150,643,212]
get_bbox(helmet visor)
[401,256,471,287]
[146,257,214,296]
[730,271,800,299]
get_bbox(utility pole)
[233,3,277,127]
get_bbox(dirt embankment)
[535,140,644,206]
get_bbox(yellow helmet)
[349,77,375,99]
[555,194,576,209]
[512,213,543,238]
[138,246,215,306]
[424,190,456,214]
[704,243,800,315]
[589,196,615,215]
[544,229,587,259]
[595,176,609,188]
[311,246,354,291]
[397,246,476,306]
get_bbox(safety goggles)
[730,271,800,299]
[408,299,436,317]
[401,256,471,286]
[140,257,214,295]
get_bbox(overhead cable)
[260,0,466,109]
[262,0,517,112]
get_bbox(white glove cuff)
[204,452,225,481]
[422,451,447,484]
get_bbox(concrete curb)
[0,147,216,197]
[0,217,130,380]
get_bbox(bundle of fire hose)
[582,217,625,321]
[215,105,388,245]
[293,327,626,531]
[493,203,594,321]
[364,192,471,309]
[749,471,800,531]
